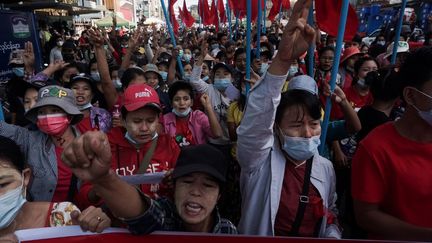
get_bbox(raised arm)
[88,28,118,110]
[201,93,223,138]
[188,41,209,94]
[62,131,147,219]
[237,0,316,171]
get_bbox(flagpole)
[391,0,407,65]
[319,0,350,154]
[278,1,283,23]
[256,0,262,58]
[0,102,4,122]
[235,11,239,39]
[160,0,184,77]
[227,1,232,40]
[262,0,266,34]
[307,2,315,77]
[246,0,252,94]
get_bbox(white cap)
[288,75,318,96]
[384,41,409,59]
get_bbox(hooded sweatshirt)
[109,127,180,198]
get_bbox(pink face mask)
[36,113,70,137]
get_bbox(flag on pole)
[315,0,359,40]
[168,0,179,34]
[183,0,196,27]
[199,0,213,25]
[211,0,219,31]
[218,0,227,23]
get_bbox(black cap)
[213,62,234,76]
[173,144,228,183]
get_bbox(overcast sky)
[172,0,199,8]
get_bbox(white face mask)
[412,89,432,127]
[173,107,192,118]
[77,102,93,111]
[0,177,26,229]
[279,127,321,162]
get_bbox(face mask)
[104,45,109,50]
[125,131,140,146]
[357,78,368,88]
[0,177,26,229]
[260,63,269,75]
[37,113,70,137]
[57,41,64,47]
[412,89,432,127]
[91,72,100,82]
[184,73,191,81]
[213,78,231,91]
[183,54,192,63]
[377,41,386,46]
[77,102,92,111]
[202,76,209,82]
[113,78,122,89]
[281,134,321,161]
[179,49,184,58]
[159,71,168,81]
[121,44,128,48]
[288,66,298,77]
[12,67,25,77]
[173,107,191,118]
[211,44,219,50]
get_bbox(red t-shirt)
[76,116,93,134]
[52,147,72,202]
[274,161,325,237]
[352,123,432,230]
[175,117,196,147]
[343,85,373,112]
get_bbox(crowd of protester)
[1,0,432,241]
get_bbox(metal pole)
[278,0,283,23]
[262,0,266,34]
[227,1,232,40]
[256,0,262,58]
[307,2,315,77]
[246,0,252,94]
[319,0,350,154]
[391,0,407,65]
[160,0,184,77]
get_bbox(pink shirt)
[163,110,214,145]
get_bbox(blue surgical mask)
[184,73,191,81]
[260,63,269,75]
[12,67,25,77]
[159,71,168,81]
[288,66,298,77]
[413,89,432,127]
[113,78,122,89]
[202,76,209,82]
[179,49,184,58]
[91,72,101,82]
[173,107,191,118]
[0,178,26,229]
[213,78,231,91]
[281,134,321,161]
[77,102,93,111]
[125,132,140,146]
[183,54,192,63]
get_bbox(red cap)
[123,84,161,112]
[340,47,363,64]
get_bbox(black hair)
[120,67,146,89]
[234,48,246,61]
[318,46,335,57]
[0,136,25,172]
[275,90,322,125]
[168,81,194,102]
[354,56,378,74]
[366,66,402,102]
[398,46,432,90]
[54,62,80,83]
[217,32,228,42]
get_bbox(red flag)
[281,0,290,9]
[178,6,184,22]
[183,0,196,27]
[168,0,179,35]
[315,0,359,40]
[218,0,227,23]
[210,0,219,31]
[268,0,281,22]
[200,0,213,25]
